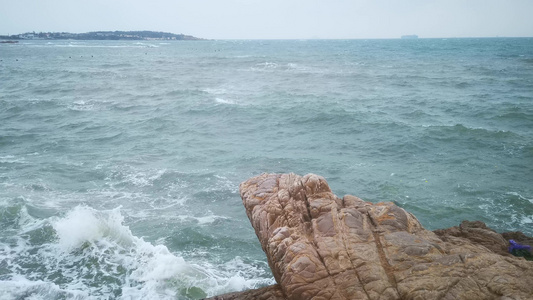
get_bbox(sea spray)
[1,205,273,299]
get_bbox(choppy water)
[1,38,532,299]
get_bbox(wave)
[0,205,274,300]
[0,155,27,164]
[423,124,519,139]
[105,166,168,188]
[494,111,533,123]
[477,191,533,233]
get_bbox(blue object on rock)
[509,239,531,253]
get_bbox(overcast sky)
[1,0,532,39]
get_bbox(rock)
[205,285,285,300]
[208,173,533,300]
[433,220,511,257]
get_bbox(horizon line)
[1,30,532,40]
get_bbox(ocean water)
[1,38,532,299]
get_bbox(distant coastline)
[0,30,203,41]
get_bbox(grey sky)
[1,0,532,39]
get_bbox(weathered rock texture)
[207,285,285,300]
[208,173,533,300]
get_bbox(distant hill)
[0,31,203,41]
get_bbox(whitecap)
[133,42,159,48]
[2,204,273,299]
[52,206,133,251]
[68,100,96,111]
[215,98,236,105]
[521,216,533,224]
[106,167,167,188]
[285,63,309,72]
[0,277,89,300]
[506,192,533,203]
[176,212,228,225]
[251,62,278,71]
[199,257,275,295]
[47,206,207,298]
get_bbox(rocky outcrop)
[433,220,512,257]
[208,173,533,300]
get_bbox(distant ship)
[401,35,418,39]
[0,40,19,44]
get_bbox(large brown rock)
[208,173,533,300]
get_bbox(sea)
[1,38,532,299]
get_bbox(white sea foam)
[52,206,132,251]
[205,174,239,194]
[0,155,26,164]
[0,277,89,300]
[1,206,192,299]
[506,192,533,204]
[2,206,272,299]
[133,42,159,48]
[68,100,96,111]
[285,63,310,72]
[17,205,49,233]
[196,215,227,225]
[215,97,236,105]
[176,212,229,225]
[521,216,533,225]
[251,62,278,71]
[106,167,167,187]
[286,63,298,69]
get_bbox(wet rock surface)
[208,173,533,300]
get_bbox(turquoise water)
[1,38,532,299]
